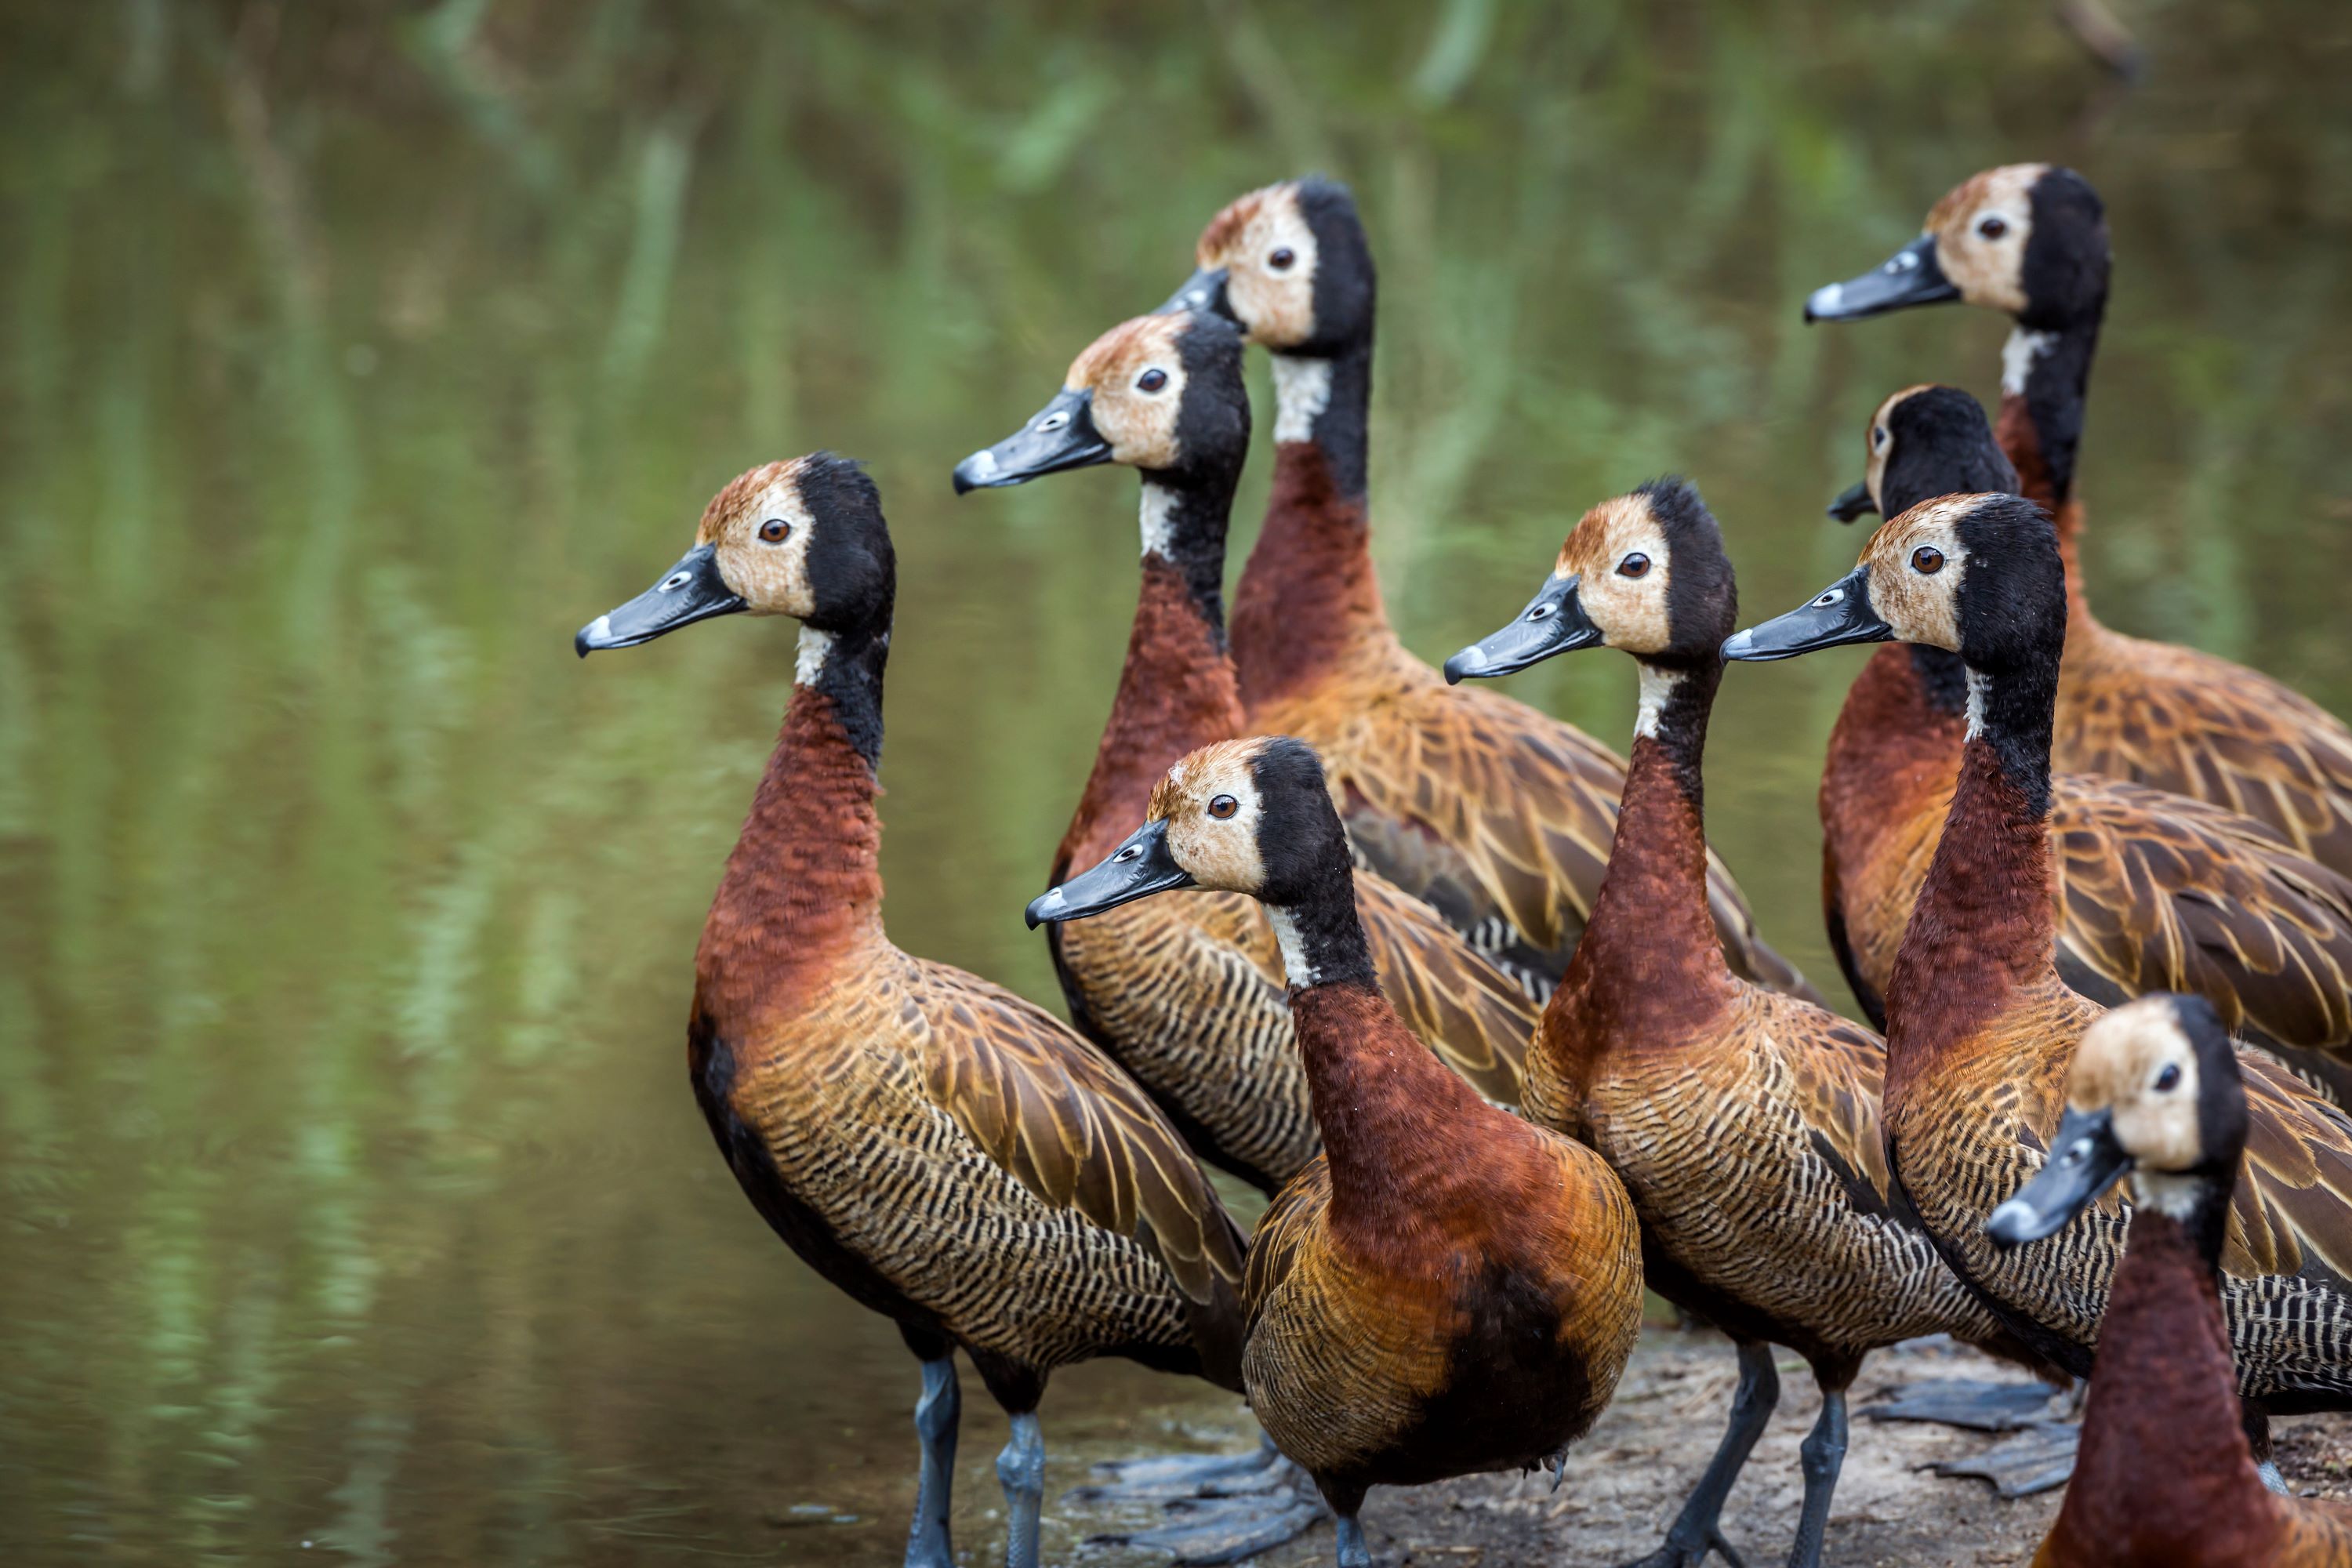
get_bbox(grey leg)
[1621,1338,1780,1568]
[1785,1388,1848,1568]
[906,1356,960,1568]
[998,1410,1046,1568]
[1334,1512,1370,1568]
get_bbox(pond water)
[4,2,2350,1563]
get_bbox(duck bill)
[1156,264,1232,325]
[1827,481,1878,523]
[1443,575,1602,684]
[1721,568,1890,662]
[953,389,1114,493]
[1026,820,1195,928]
[1984,1108,2132,1247]
[575,543,746,656]
[1804,235,1960,322]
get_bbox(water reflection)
[2,2,2348,1563]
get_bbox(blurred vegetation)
[1,1,2347,1563]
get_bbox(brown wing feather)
[1352,872,1534,1102]
[2223,1050,2352,1284]
[1047,870,1535,1192]
[913,961,1247,1303]
[2052,776,2352,1053]
[2060,630,2352,879]
[1265,656,1818,1001]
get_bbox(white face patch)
[1138,481,1179,560]
[710,474,819,618]
[1271,355,1332,444]
[1265,906,1320,988]
[794,626,834,686]
[1859,499,1974,653]
[2002,328,2059,396]
[1634,663,1684,740]
[1210,191,1321,349]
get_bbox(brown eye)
[1137,368,1168,394]
[2155,1064,2181,1092]
[760,518,791,543]
[1617,553,1650,579]
[1912,545,1944,574]
[1208,794,1238,820]
[1268,248,1295,271]
[1977,215,2008,240]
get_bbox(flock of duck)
[573,165,2352,1568]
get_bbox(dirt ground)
[1070,1323,2352,1568]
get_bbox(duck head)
[1804,164,2108,330]
[953,310,1250,495]
[1984,993,2245,1247]
[1725,492,2062,673]
[575,452,892,654]
[1828,384,2021,523]
[1027,736,1350,926]
[1446,478,1733,684]
[1160,176,1376,355]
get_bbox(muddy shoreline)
[1062,1324,2352,1567]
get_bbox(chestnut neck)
[1230,337,1391,709]
[1995,314,2101,629]
[1281,925,1514,1239]
[2056,1194,2278,1559]
[1059,474,1248,873]
[1882,646,2061,1105]
[695,622,891,1028]
[1544,659,1738,1055]
[1821,645,1969,875]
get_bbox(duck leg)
[1621,1338,1779,1568]
[1784,1387,1847,1568]
[997,1411,1047,1568]
[1334,1511,1370,1568]
[906,1355,961,1568]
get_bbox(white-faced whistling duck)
[1154,176,1818,1004]
[1990,994,2352,1566]
[1445,479,2049,1568]
[1820,385,2352,1091]
[1808,163,2352,878]
[1029,735,1645,1568]
[953,309,1535,1194]
[1729,492,2352,1475]
[574,456,1258,1568]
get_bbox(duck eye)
[760,519,791,543]
[1269,247,1296,271]
[1208,794,1238,820]
[1137,368,1168,394]
[1977,215,2008,240]
[2155,1064,2181,1092]
[1872,426,1889,452]
[1911,546,1944,575]
[1617,553,1650,579]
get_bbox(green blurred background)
[2,1,2348,1563]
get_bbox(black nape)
[1293,176,1376,358]
[799,452,897,638]
[1882,390,2020,517]
[1952,495,2068,816]
[1635,475,1737,660]
[1248,738,1377,989]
